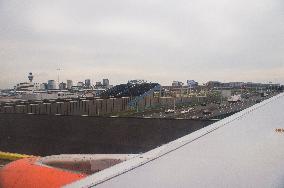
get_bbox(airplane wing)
[65,93,284,188]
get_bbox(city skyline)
[2,71,282,90]
[1,0,284,88]
[0,71,283,90]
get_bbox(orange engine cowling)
[0,157,86,188]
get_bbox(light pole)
[56,68,62,89]
[174,97,176,112]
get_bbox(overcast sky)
[0,0,284,88]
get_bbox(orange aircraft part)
[0,157,87,188]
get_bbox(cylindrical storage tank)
[55,102,64,115]
[95,99,104,116]
[29,104,39,114]
[122,97,130,111]
[3,106,14,113]
[106,98,115,114]
[113,98,122,113]
[81,100,90,115]
[65,102,71,115]
[15,105,27,114]
[87,99,96,116]
[69,101,78,115]
[50,102,57,115]
[42,103,51,114]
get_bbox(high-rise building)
[103,79,109,87]
[67,80,73,89]
[40,83,48,90]
[187,80,198,88]
[172,81,183,87]
[95,81,102,86]
[28,72,34,83]
[47,80,57,90]
[59,82,67,90]
[85,79,91,88]
[77,82,84,87]
[14,73,39,91]
[205,81,222,88]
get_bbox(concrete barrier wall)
[0,96,209,116]
[136,96,209,110]
[0,97,129,116]
[0,113,213,156]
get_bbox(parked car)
[203,110,212,114]
[165,109,175,113]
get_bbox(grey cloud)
[0,0,284,88]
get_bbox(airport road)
[136,93,276,120]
